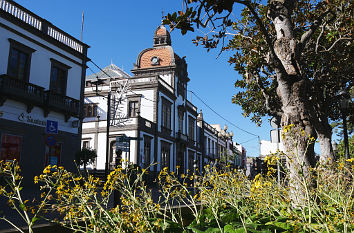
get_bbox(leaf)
[224,224,247,233]
[31,216,38,223]
[19,203,25,210]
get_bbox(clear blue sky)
[17,0,276,156]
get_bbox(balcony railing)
[0,0,86,54]
[0,74,44,106]
[176,131,188,142]
[45,91,80,117]
[161,126,172,136]
[0,74,80,117]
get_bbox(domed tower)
[132,24,189,85]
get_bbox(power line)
[189,90,260,138]
[239,136,259,144]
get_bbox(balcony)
[188,137,195,146]
[0,74,80,119]
[161,126,172,136]
[176,131,188,142]
[45,91,80,118]
[0,74,44,110]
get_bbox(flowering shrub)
[0,135,353,232]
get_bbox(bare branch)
[315,24,326,53]
[319,37,352,52]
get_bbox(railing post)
[41,20,49,35]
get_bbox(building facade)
[82,25,245,174]
[0,0,89,183]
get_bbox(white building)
[81,25,246,174]
[82,25,199,174]
[260,140,285,156]
[0,0,89,183]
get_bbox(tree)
[164,0,353,202]
[75,148,97,171]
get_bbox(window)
[143,136,152,168]
[188,116,195,141]
[161,141,170,169]
[176,150,184,173]
[178,110,184,133]
[84,103,98,117]
[7,39,35,82]
[161,98,171,130]
[128,101,139,117]
[188,150,194,172]
[0,134,22,161]
[50,58,71,95]
[151,56,160,66]
[208,138,211,155]
[82,140,90,149]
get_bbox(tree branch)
[320,37,352,52]
[298,9,334,53]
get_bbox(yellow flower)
[338,162,345,170]
[346,158,354,163]
[43,166,51,174]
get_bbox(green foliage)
[75,147,97,166]
[164,0,353,126]
[336,135,354,157]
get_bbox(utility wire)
[189,90,261,156]
[189,90,259,138]
[239,136,259,145]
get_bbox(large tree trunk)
[277,77,316,204]
[269,0,317,204]
[314,116,334,163]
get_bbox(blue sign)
[46,120,58,134]
[116,135,130,152]
[46,135,56,146]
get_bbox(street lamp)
[338,89,351,161]
[91,78,111,178]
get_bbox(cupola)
[153,25,171,47]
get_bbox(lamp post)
[338,90,351,161]
[105,91,111,177]
[91,78,111,178]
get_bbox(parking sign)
[46,120,58,134]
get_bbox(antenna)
[80,10,84,41]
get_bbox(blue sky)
[17,0,275,156]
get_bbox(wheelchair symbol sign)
[46,120,58,134]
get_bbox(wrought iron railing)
[0,74,80,117]
[45,91,80,116]
[176,131,188,142]
[0,74,44,105]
